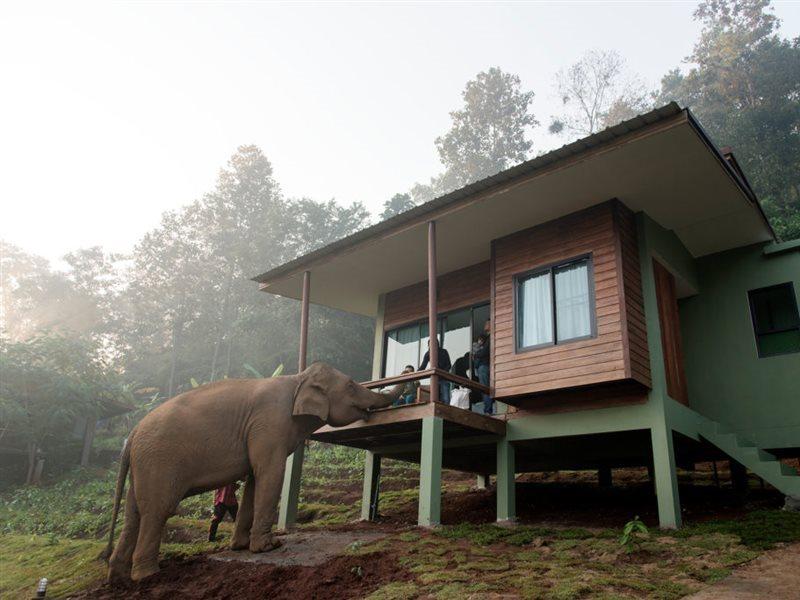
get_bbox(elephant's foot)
[249,533,282,553]
[130,561,160,582]
[106,562,131,583]
[230,532,250,551]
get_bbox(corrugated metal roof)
[253,102,762,285]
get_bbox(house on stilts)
[253,102,800,529]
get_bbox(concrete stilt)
[418,416,443,527]
[278,445,305,530]
[361,451,382,521]
[650,424,682,529]
[496,438,516,523]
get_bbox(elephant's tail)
[99,435,132,562]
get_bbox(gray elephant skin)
[103,362,402,581]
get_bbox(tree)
[656,0,800,239]
[549,49,651,138]
[0,333,130,483]
[433,67,537,192]
[380,193,415,220]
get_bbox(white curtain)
[385,325,420,377]
[519,272,553,347]
[555,261,591,340]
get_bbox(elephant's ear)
[292,369,329,421]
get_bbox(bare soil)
[684,543,800,600]
[68,550,410,599]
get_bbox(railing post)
[428,221,439,404]
[278,269,311,530]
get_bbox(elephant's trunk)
[369,383,405,409]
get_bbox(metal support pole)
[427,221,439,404]
[279,270,311,530]
[298,270,311,372]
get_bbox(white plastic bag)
[450,387,471,409]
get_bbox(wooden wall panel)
[383,261,490,330]
[614,202,652,388]
[492,200,650,401]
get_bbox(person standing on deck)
[208,482,239,541]
[419,338,451,404]
[474,331,492,414]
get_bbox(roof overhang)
[254,103,775,317]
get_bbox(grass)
[3,452,800,599]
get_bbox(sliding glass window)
[383,304,488,378]
[516,256,595,351]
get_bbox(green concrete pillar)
[360,451,382,521]
[278,445,305,530]
[650,424,682,529]
[496,438,516,523]
[418,416,443,527]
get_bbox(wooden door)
[653,260,689,405]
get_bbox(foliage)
[411,67,537,204]
[0,468,117,538]
[549,49,651,136]
[656,0,800,240]
[670,508,800,549]
[619,515,649,553]
[0,333,132,481]
[380,192,415,220]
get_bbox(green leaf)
[271,364,284,378]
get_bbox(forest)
[1,0,798,485]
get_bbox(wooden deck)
[312,401,505,474]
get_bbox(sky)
[2,1,799,266]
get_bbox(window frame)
[381,303,490,378]
[513,254,597,353]
[747,281,800,359]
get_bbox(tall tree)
[433,67,537,193]
[549,49,651,137]
[380,193,415,220]
[656,0,800,239]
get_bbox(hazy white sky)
[2,1,799,265]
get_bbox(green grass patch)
[674,510,800,550]
[0,534,106,599]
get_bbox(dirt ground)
[68,472,793,599]
[684,543,800,600]
[69,549,408,599]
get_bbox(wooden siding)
[614,202,652,388]
[383,261,490,330]
[492,200,650,400]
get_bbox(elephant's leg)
[248,454,286,553]
[230,475,255,550]
[107,486,140,582]
[130,509,170,581]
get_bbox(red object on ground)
[214,484,238,506]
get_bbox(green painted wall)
[679,242,800,449]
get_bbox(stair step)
[738,447,776,463]
[736,436,756,447]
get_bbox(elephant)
[102,362,403,582]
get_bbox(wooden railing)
[362,368,490,407]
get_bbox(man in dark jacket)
[419,338,451,404]
[473,333,492,414]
